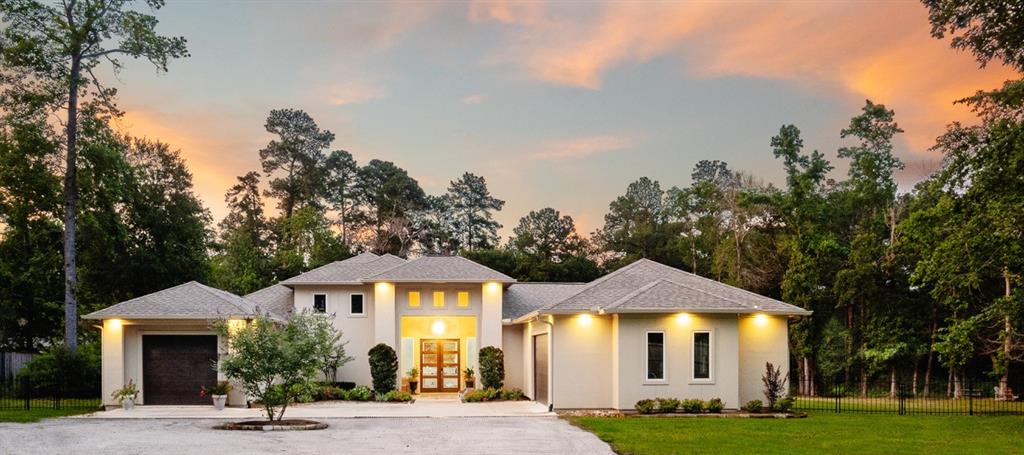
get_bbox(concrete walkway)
[0,417,614,455]
[77,397,554,419]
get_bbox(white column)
[101,319,125,408]
[480,282,503,349]
[373,282,396,348]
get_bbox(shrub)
[704,397,724,413]
[385,390,413,402]
[479,346,505,389]
[741,399,763,413]
[774,396,795,413]
[656,397,680,413]
[635,399,657,414]
[347,385,372,401]
[337,381,356,390]
[681,398,704,413]
[314,385,345,401]
[17,342,100,398]
[216,313,339,421]
[368,343,398,392]
[761,362,787,410]
[500,388,525,401]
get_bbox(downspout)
[536,314,555,412]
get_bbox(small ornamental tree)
[479,346,504,389]
[310,314,353,382]
[216,312,336,421]
[761,362,787,410]
[368,343,398,392]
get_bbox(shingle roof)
[82,281,272,320]
[503,282,586,320]
[541,259,809,316]
[280,254,407,285]
[244,284,294,318]
[364,256,515,283]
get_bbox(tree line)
[0,1,1021,396]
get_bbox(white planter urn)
[121,398,135,411]
[212,395,228,410]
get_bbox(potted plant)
[406,368,419,394]
[112,379,139,410]
[464,367,475,390]
[200,381,233,410]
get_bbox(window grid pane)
[409,291,420,308]
[433,291,445,308]
[694,332,710,379]
[647,332,664,380]
[457,291,470,307]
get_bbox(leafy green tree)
[356,159,426,256]
[596,177,685,270]
[211,172,274,295]
[447,172,505,251]
[271,206,349,279]
[216,313,337,421]
[0,0,188,351]
[259,109,333,218]
[508,207,600,282]
[324,150,363,245]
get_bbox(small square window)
[433,291,445,308]
[457,291,470,308]
[408,291,421,308]
[350,294,364,315]
[313,294,327,313]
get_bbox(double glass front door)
[420,339,460,392]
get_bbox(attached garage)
[142,335,218,405]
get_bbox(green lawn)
[567,413,1024,454]
[0,407,97,423]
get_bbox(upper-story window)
[313,294,327,313]
[433,291,445,308]
[408,291,421,308]
[457,291,470,308]
[350,294,365,316]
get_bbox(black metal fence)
[793,378,1024,415]
[0,376,101,411]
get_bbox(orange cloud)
[462,94,487,105]
[482,2,1017,151]
[326,82,388,106]
[528,135,636,161]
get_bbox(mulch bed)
[216,419,328,431]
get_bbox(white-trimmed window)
[692,331,713,382]
[350,293,365,316]
[646,331,665,381]
[313,294,327,313]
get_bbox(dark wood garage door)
[142,335,218,405]
[533,333,549,406]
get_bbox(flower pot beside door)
[406,368,419,394]
[112,379,139,411]
[201,381,234,410]
[463,367,475,390]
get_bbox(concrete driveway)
[0,417,614,455]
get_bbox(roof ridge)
[192,281,257,314]
[603,279,665,310]
[537,258,652,312]
[625,259,779,309]
[655,277,751,309]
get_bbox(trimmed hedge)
[368,343,398,392]
[634,397,726,414]
[462,387,526,402]
[479,346,504,389]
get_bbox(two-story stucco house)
[84,253,810,410]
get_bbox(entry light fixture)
[754,313,769,326]
[431,319,446,335]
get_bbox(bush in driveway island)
[216,312,337,421]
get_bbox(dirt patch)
[216,419,328,431]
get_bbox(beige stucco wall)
[615,313,740,409]
[552,314,615,409]
[293,284,376,386]
[501,324,524,390]
[101,319,243,407]
[738,314,790,404]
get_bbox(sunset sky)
[109,1,1015,237]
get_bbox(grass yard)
[0,398,101,423]
[0,407,97,423]
[568,413,1024,455]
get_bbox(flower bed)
[461,388,526,402]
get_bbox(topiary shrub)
[774,396,795,412]
[741,399,763,413]
[368,343,398,392]
[704,397,724,413]
[635,399,656,414]
[681,398,704,413]
[479,346,505,389]
[656,397,680,413]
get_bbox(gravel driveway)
[0,417,614,455]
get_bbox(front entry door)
[420,339,460,392]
